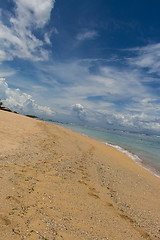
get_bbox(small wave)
[105,142,141,163]
[104,142,160,179]
[47,121,160,179]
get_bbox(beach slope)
[0,111,160,240]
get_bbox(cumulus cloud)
[0,78,54,117]
[0,0,55,62]
[72,104,87,121]
[37,59,160,132]
[108,112,160,131]
[76,30,98,41]
[14,0,55,28]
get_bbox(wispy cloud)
[0,0,55,62]
[33,58,160,132]
[76,30,98,41]
[129,43,160,76]
[1,55,160,132]
[0,67,16,77]
[44,27,58,45]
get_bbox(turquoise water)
[48,121,160,177]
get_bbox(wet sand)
[0,111,160,240]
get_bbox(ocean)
[47,121,160,178]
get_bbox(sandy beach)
[0,111,160,240]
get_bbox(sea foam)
[104,142,160,178]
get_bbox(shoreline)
[48,121,160,179]
[104,142,160,179]
[0,111,160,239]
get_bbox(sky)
[0,0,160,133]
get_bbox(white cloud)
[44,33,51,45]
[35,59,160,132]
[0,68,16,77]
[129,43,160,75]
[76,30,98,41]
[109,112,160,131]
[0,78,54,117]
[0,0,55,62]
[14,0,54,28]
[72,104,87,121]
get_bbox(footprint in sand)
[88,191,100,199]
[119,213,151,239]
[78,180,87,185]
[6,196,20,204]
[78,178,100,199]
[106,202,114,208]
[88,186,100,199]
[0,215,11,225]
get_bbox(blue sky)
[0,0,160,133]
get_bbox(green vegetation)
[0,99,3,106]
[0,98,18,114]
[25,114,38,118]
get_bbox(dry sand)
[0,111,160,240]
